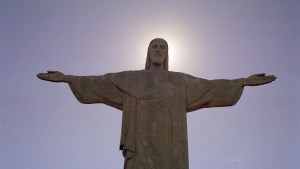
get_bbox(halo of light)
[136,31,188,71]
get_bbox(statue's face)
[149,39,167,65]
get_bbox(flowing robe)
[68,70,244,169]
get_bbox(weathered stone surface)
[37,38,276,169]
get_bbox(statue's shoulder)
[118,70,145,76]
[168,71,192,79]
[105,70,141,76]
[116,70,189,80]
[109,70,203,80]
[105,70,146,80]
[168,71,208,82]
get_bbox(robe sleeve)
[186,75,244,112]
[68,73,124,110]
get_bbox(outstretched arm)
[37,70,124,109]
[37,71,72,83]
[242,73,276,87]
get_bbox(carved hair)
[145,38,169,71]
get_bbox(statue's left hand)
[37,71,67,83]
[243,73,276,86]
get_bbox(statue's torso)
[119,70,189,169]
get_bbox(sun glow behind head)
[137,31,188,71]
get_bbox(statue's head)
[145,38,169,71]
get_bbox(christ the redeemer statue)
[37,38,276,169]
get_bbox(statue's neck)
[149,63,164,71]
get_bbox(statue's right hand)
[37,71,66,83]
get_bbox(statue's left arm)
[185,73,276,112]
[66,74,124,110]
[37,71,124,110]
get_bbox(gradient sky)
[1,0,299,169]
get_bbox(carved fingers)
[37,70,66,82]
[245,73,276,86]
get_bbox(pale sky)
[1,0,299,169]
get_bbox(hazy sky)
[1,0,299,169]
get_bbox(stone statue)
[37,38,276,169]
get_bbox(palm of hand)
[245,73,276,86]
[37,71,65,82]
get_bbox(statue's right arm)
[241,73,276,87]
[37,71,73,83]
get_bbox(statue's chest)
[125,72,185,99]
